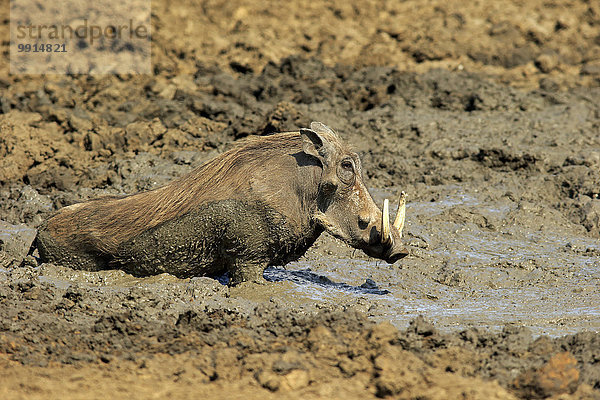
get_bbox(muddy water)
[262,188,600,337]
[29,185,599,339]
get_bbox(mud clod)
[513,352,580,399]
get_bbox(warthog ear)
[300,127,335,165]
[310,122,338,138]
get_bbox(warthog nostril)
[358,214,372,229]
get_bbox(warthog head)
[301,122,408,263]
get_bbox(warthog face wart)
[36,122,408,285]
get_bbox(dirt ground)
[1,0,600,398]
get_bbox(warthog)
[37,122,408,284]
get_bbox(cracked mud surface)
[1,0,600,398]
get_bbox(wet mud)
[1,0,600,398]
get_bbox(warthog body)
[37,122,407,284]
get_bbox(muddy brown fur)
[37,122,407,284]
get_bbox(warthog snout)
[362,192,409,264]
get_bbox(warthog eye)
[338,159,355,185]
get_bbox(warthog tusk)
[393,191,407,238]
[382,198,391,245]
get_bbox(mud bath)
[2,0,600,398]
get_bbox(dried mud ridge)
[1,266,599,399]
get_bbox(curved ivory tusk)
[393,191,407,238]
[382,198,391,245]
